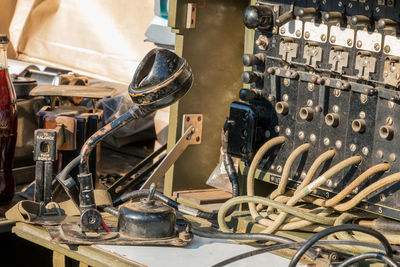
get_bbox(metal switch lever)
[140,114,203,189]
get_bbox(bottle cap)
[0,35,9,44]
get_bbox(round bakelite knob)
[243,5,274,30]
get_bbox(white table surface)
[99,235,300,267]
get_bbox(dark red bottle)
[0,35,17,204]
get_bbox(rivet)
[283,94,289,101]
[333,105,339,113]
[321,34,327,42]
[307,99,313,107]
[295,30,301,37]
[359,111,366,119]
[376,150,384,159]
[283,78,290,86]
[330,36,336,43]
[285,128,292,136]
[334,89,341,97]
[308,83,314,91]
[388,101,395,109]
[280,27,286,35]
[356,40,362,48]
[390,153,397,162]
[310,134,317,142]
[275,126,280,133]
[265,130,271,138]
[305,31,310,39]
[335,140,342,149]
[362,147,369,156]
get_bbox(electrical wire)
[322,163,390,207]
[247,136,286,226]
[212,240,387,267]
[288,225,394,267]
[337,252,399,267]
[190,226,295,244]
[294,149,336,194]
[218,196,336,233]
[114,189,217,220]
[270,142,310,200]
[258,155,361,233]
[333,172,400,211]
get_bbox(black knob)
[242,54,265,66]
[243,5,273,30]
[239,89,258,101]
[241,71,263,84]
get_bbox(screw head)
[334,89,341,97]
[374,43,381,51]
[330,36,336,43]
[298,131,305,140]
[360,94,367,103]
[356,40,362,48]
[350,144,357,152]
[384,45,391,54]
[285,128,292,136]
[323,137,330,146]
[280,27,286,35]
[277,165,282,173]
[321,34,327,42]
[305,31,310,39]
[295,30,301,37]
[347,39,353,46]
[386,117,393,126]
[307,99,313,107]
[362,147,369,156]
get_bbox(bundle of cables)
[57,129,400,266]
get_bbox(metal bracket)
[303,42,322,68]
[383,56,400,88]
[140,114,203,189]
[355,52,377,80]
[329,47,349,73]
[279,39,298,63]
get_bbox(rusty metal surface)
[30,85,116,99]
[46,222,192,246]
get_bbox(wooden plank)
[12,222,143,267]
[174,189,232,204]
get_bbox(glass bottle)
[0,35,17,204]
